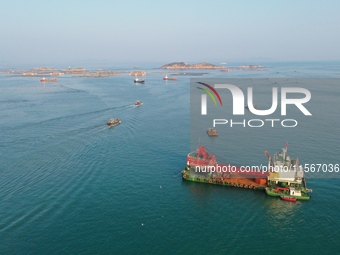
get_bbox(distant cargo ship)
[40,77,57,82]
[163,75,177,80]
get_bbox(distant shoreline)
[0,63,266,77]
[0,67,130,77]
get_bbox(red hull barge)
[182,146,268,189]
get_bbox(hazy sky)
[1,0,340,65]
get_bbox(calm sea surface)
[0,62,339,254]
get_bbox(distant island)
[0,63,265,78]
[160,62,225,69]
[1,67,128,77]
[130,71,146,76]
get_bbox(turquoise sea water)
[0,62,339,254]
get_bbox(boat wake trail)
[0,99,145,233]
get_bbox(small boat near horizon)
[163,75,177,80]
[134,78,145,84]
[40,77,57,82]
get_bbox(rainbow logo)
[197,82,223,106]
[197,82,223,115]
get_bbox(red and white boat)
[280,196,297,202]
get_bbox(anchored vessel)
[40,77,57,82]
[181,146,268,190]
[134,78,145,84]
[107,118,121,127]
[163,75,177,80]
[264,143,312,200]
[181,144,312,200]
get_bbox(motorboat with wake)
[134,100,143,106]
[107,118,121,127]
